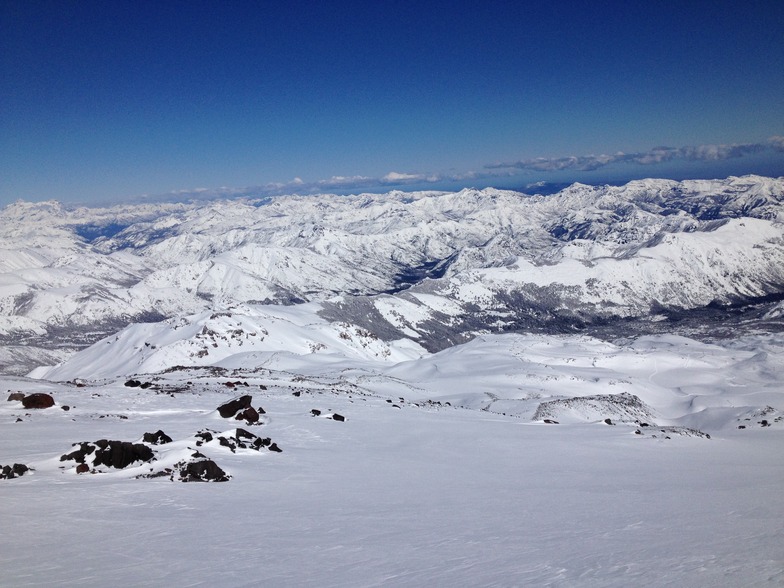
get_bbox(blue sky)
[1,1,783,205]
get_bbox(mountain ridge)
[2,174,783,373]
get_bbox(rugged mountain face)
[1,175,783,373]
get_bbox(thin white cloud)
[143,137,783,204]
[381,171,428,183]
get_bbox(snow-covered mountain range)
[2,174,783,374]
[3,175,784,586]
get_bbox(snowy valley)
[1,175,783,587]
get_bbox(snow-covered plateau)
[1,175,783,586]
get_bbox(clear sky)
[1,0,783,205]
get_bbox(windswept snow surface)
[3,331,784,586]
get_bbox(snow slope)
[3,330,783,586]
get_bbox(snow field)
[2,330,783,586]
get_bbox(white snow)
[2,176,784,586]
[2,331,783,586]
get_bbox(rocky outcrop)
[60,440,155,470]
[0,463,30,479]
[142,430,173,445]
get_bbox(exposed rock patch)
[196,427,281,453]
[142,430,173,445]
[217,395,265,424]
[60,440,155,470]
[1,463,30,479]
[735,406,783,429]
[533,392,655,424]
[217,395,252,418]
[177,457,230,482]
[633,426,711,440]
[22,393,55,409]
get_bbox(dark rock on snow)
[235,406,259,424]
[210,428,281,453]
[61,440,155,470]
[143,430,173,445]
[22,393,55,409]
[217,395,252,418]
[194,430,214,445]
[178,458,230,482]
[1,463,30,479]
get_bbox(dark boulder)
[331,413,345,422]
[102,442,152,469]
[217,395,252,418]
[178,459,230,482]
[235,428,256,441]
[75,464,90,474]
[311,409,321,416]
[235,406,259,424]
[124,380,141,388]
[22,393,55,409]
[7,392,25,402]
[143,430,173,445]
[195,430,214,444]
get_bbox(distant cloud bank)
[149,137,784,203]
[485,136,784,173]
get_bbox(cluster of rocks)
[736,406,783,429]
[310,409,345,421]
[1,463,30,479]
[124,380,153,389]
[139,452,231,483]
[6,392,284,483]
[533,392,655,424]
[60,439,156,473]
[633,425,710,439]
[223,380,250,388]
[195,428,282,453]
